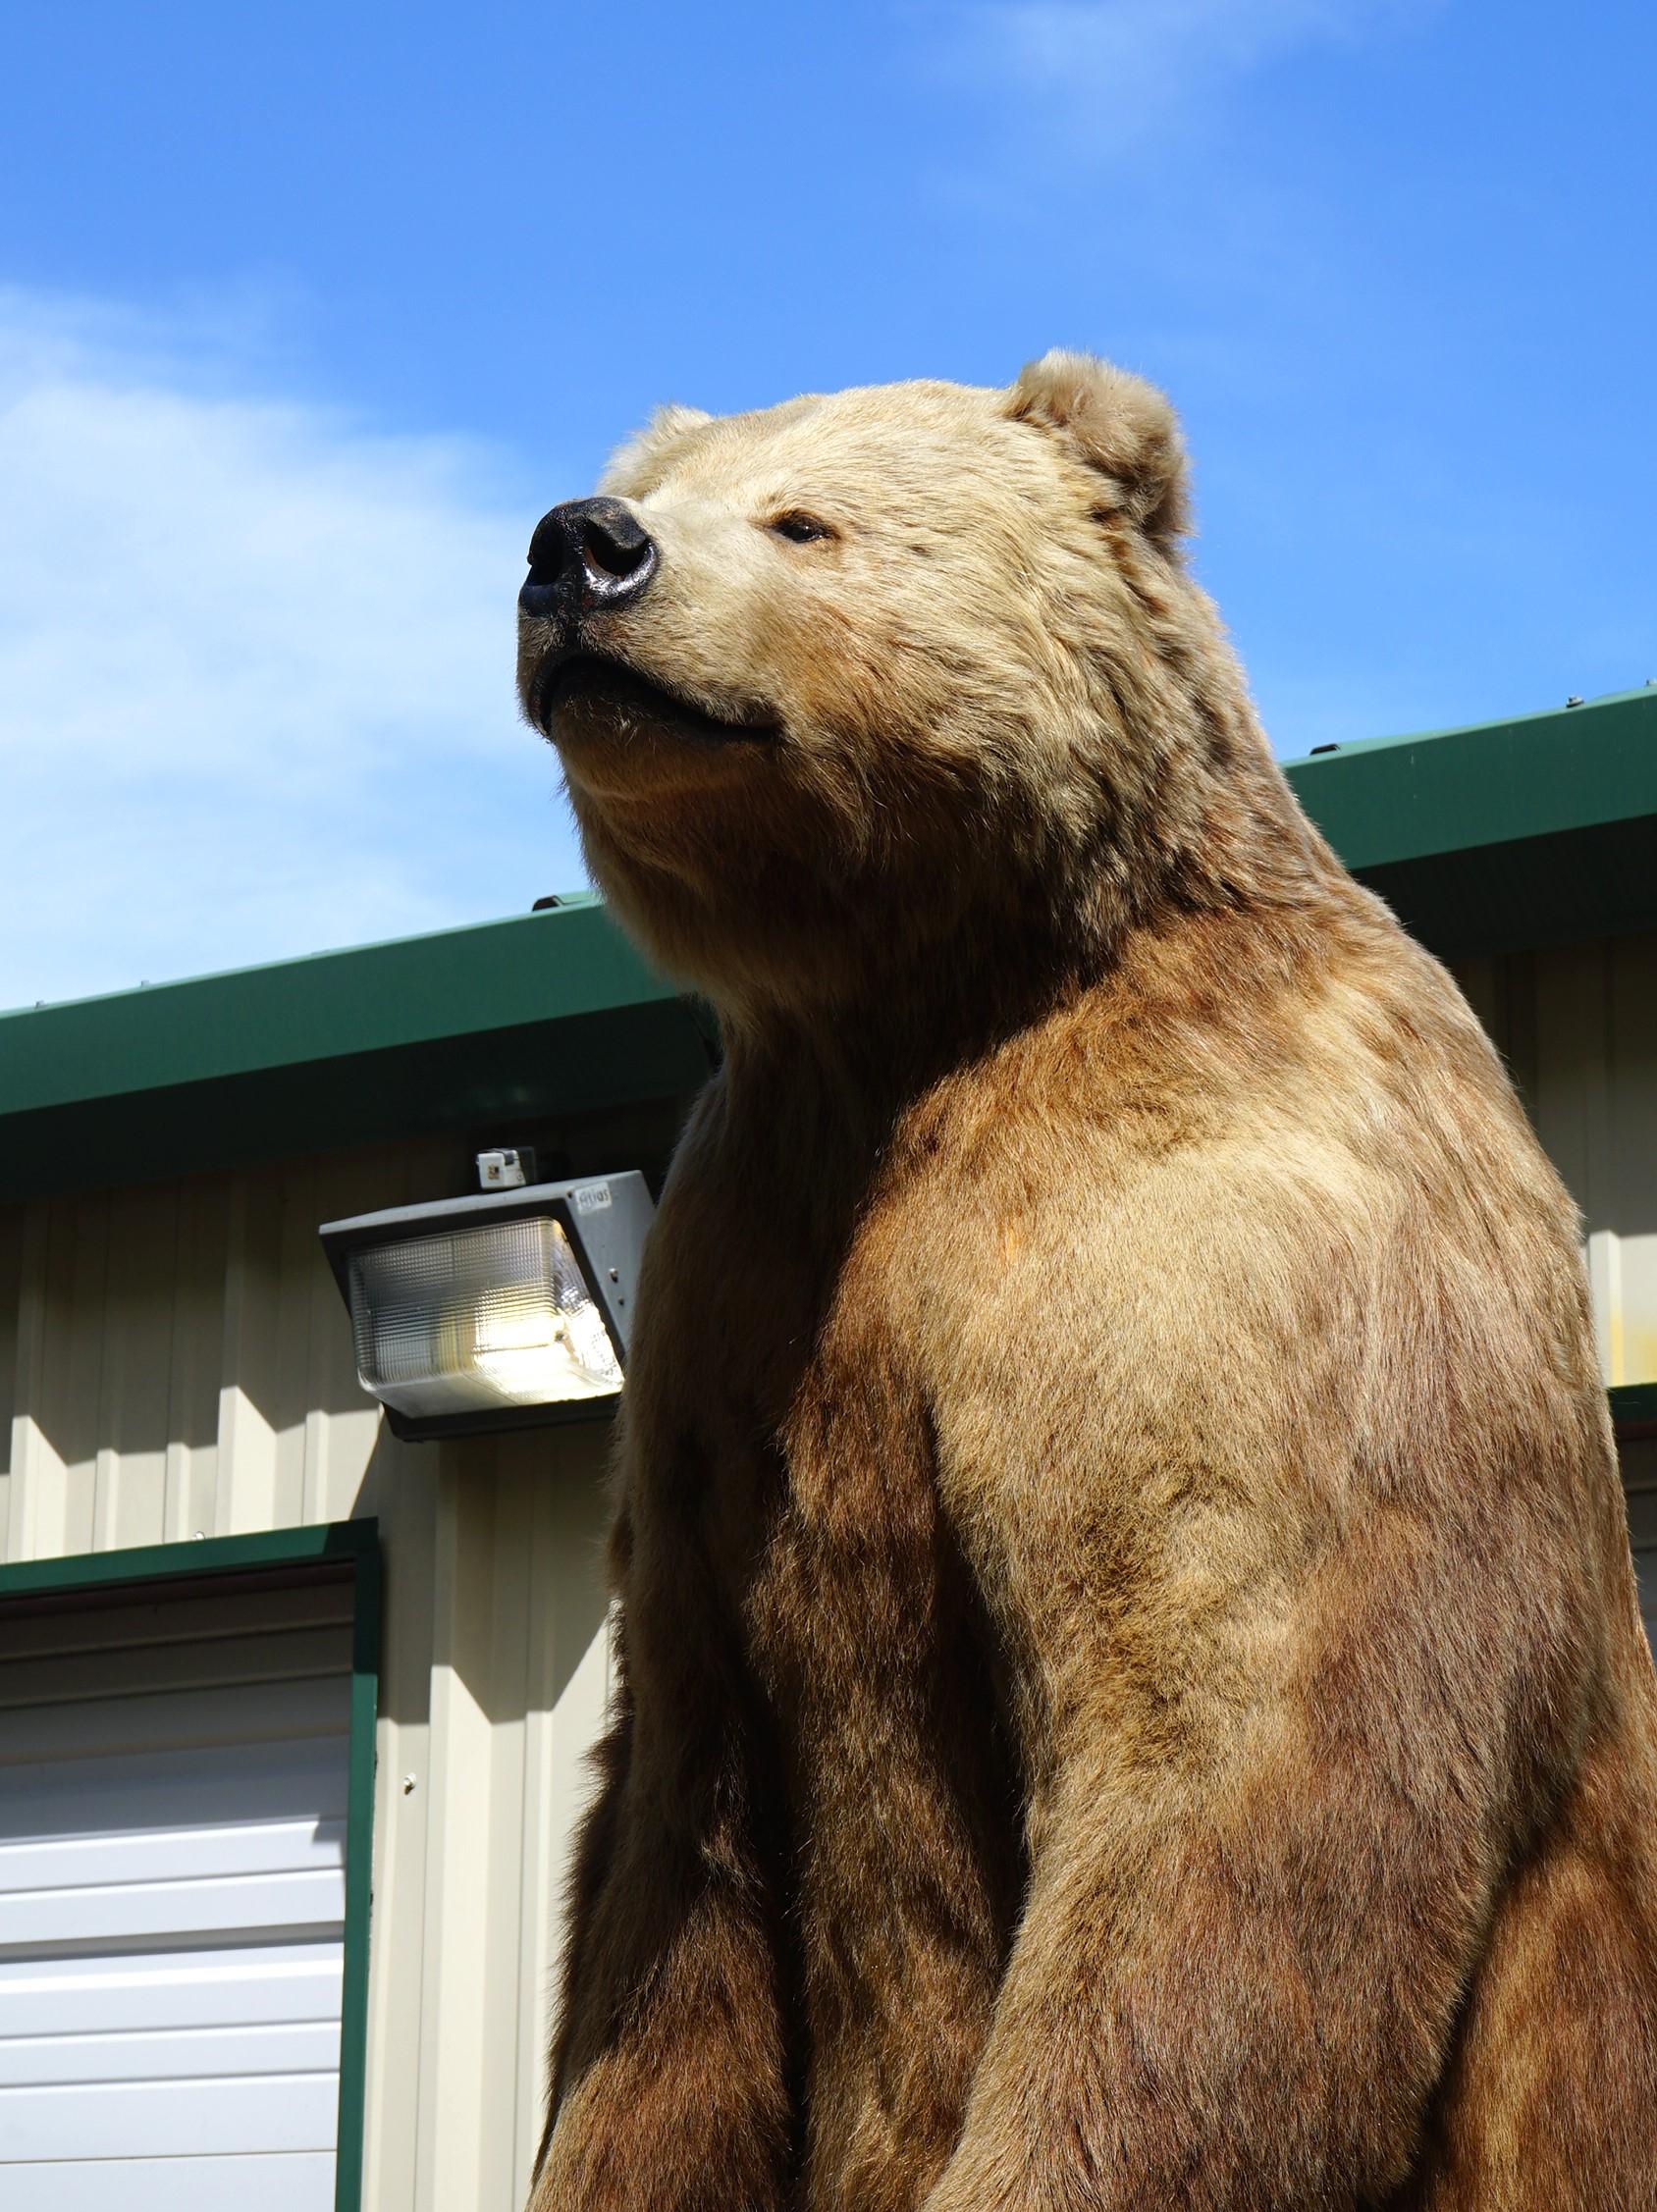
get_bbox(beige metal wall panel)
[1451,929,1657,1387]
[0,1136,614,2212]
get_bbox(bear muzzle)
[517,496,776,747]
[520,497,659,628]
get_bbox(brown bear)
[515,353,1657,2211]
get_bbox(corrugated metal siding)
[0,1135,615,2212]
[1452,929,1657,1388]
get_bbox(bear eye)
[768,510,836,546]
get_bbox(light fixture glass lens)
[347,1216,622,1417]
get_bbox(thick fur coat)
[516,353,1657,2210]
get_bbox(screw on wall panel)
[402,1773,418,1795]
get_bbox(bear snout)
[519,496,658,625]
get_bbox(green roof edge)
[1,687,1653,1162]
[2,898,676,1120]
[1282,686,1657,870]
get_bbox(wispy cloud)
[0,289,580,1010]
[938,0,1427,157]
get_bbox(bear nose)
[519,497,658,621]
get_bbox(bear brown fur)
[516,353,1657,2210]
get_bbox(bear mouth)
[528,650,775,746]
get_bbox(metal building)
[1,686,1653,2211]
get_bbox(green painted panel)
[0,900,674,1116]
[1354,816,1657,960]
[1611,1382,1657,1435]
[0,1517,378,1597]
[336,1531,381,2212]
[1285,687,1657,870]
[0,999,711,1204]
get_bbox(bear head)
[517,352,1309,1028]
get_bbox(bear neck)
[711,738,1348,1145]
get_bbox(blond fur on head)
[521,357,1299,1031]
[598,400,714,495]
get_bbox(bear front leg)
[530,1636,794,2212]
[922,1502,1570,2211]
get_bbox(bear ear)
[645,402,714,442]
[1006,350,1191,548]
[600,401,715,494]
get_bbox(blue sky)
[3,0,1652,1005]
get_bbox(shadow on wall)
[349,1410,615,1742]
[344,1404,616,2212]
[1452,936,1657,1389]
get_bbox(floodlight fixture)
[319,1173,653,1441]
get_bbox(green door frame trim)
[0,1518,381,2212]
[1612,1382,1657,1440]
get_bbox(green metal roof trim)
[1284,686,1657,869]
[1,686,1652,1203]
[2,895,668,1117]
[1285,686,1657,959]
[0,900,712,1202]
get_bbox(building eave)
[3,686,1652,1203]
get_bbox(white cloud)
[943,0,1425,155]
[0,289,585,1011]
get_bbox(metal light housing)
[319,1174,653,1441]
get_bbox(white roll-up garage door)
[0,1564,357,2212]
